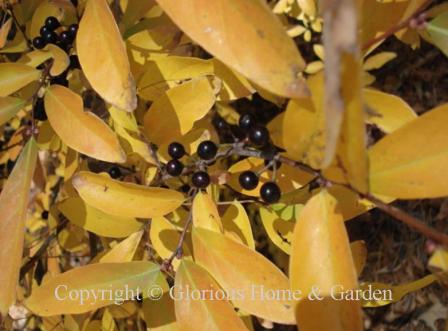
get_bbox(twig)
[361,0,433,51]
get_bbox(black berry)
[239,113,256,130]
[45,16,60,30]
[260,182,281,204]
[168,142,185,159]
[34,98,47,121]
[192,171,210,188]
[68,24,78,38]
[249,126,269,147]
[42,31,58,44]
[166,159,184,177]
[197,140,217,160]
[212,116,228,131]
[32,36,46,49]
[40,25,50,37]
[59,30,73,46]
[238,171,259,190]
[41,210,49,220]
[108,166,121,179]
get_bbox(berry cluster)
[164,111,282,204]
[32,16,78,52]
[165,140,219,190]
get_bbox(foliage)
[0,0,447,330]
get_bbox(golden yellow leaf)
[143,78,216,146]
[192,191,223,233]
[150,216,192,270]
[58,197,142,238]
[0,17,12,49]
[72,171,184,218]
[193,227,295,324]
[137,56,214,101]
[156,0,307,98]
[222,201,255,249]
[77,0,137,111]
[0,97,26,126]
[100,230,144,263]
[290,190,358,295]
[0,63,40,97]
[429,248,448,271]
[44,85,126,163]
[143,289,179,331]
[25,261,168,316]
[102,309,118,331]
[0,138,38,314]
[174,260,249,331]
[289,190,362,331]
[369,103,448,198]
[282,74,326,169]
[364,88,417,133]
[259,207,294,254]
[362,52,396,71]
[46,44,70,77]
[18,49,53,68]
[350,240,367,276]
[360,275,437,308]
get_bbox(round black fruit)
[238,113,256,130]
[192,171,210,188]
[197,140,217,160]
[34,98,47,121]
[40,25,50,37]
[32,36,46,49]
[238,171,259,190]
[59,31,73,46]
[260,182,281,204]
[42,31,58,44]
[168,142,185,159]
[212,116,228,131]
[249,126,269,147]
[108,166,122,179]
[166,159,184,177]
[45,16,60,30]
[68,24,78,38]
[41,210,49,220]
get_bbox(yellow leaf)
[143,78,216,146]
[0,97,26,126]
[174,260,249,331]
[369,103,448,198]
[360,275,438,308]
[77,0,137,111]
[0,18,12,49]
[46,44,70,77]
[290,190,359,294]
[72,171,184,218]
[429,248,448,271]
[156,0,308,98]
[100,230,144,263]
[350,240,367,276]
[150,216,192,270]
[0,63,40,97]
[0,139,38,314]
[44,85,126,163]
[259,207,294,254]
[335,53,368,193]
[59,196,142,238]
[289,190,362,331]
[18,49,53,68]
[102,309,118,331]
[137,56,214,101]
[364,88,417,133]
[143,282,179,331]
[363,52,396,71]
[25,261,168,316]
[213,59,254,101]
[222,201,255,249]
[282,74,326,169]
[193,227,295,324]
[192,191,223,233]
